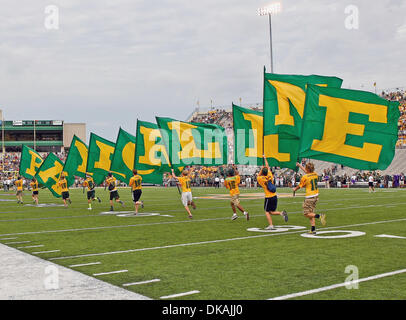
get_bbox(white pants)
[181,192,193,207]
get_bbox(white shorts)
[181,192,193,207]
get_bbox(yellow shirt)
[30,181,38,192]
[15,179,24,191]
[106,176,117,192]
[83,177,95,191]
[58,178,69,192]
[178,176,191,193]
[299,172,319,198]
[257,172,276,198]
[225,175,240,196]
[129,175,142,191]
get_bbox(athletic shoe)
[231,214,238,221]
[320,214,326,226]
[87,207,92,210]
[188,214,193,219]
[120,200,125,207]
[307,230,317,235]
[244,211,249,221]
[265,225,276,230]
[110,207,114,212]
[68,199,72,204]
[97,197,101,203]
[282,210,288,222]
[141,201,144,208]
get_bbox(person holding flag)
[292,162,326,234]
[58,174,72,208]
[129,169,144,215]
[30,177,39,205]
[105,172,124,212]
[82,174,101,210]
[224,165,249,221]
[257,156,288,230]
[15,176,24,204]
[171,168,196,219]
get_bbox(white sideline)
[0,243,150,300]
[50,217,406,261]
[268,268,406,300]
[160,290,200,299]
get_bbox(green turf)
[0,186,405,300]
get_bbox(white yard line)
[268,268,406,300]
[93,270,128,276]
[32,250,60,254]
[160,290,200,299]
[50,217,406,261]
[123,279,161,286]
[375,234,406,239]
[69,262,101,268]
[2,202,406,238]
[0,237,18,240]
[0,195,401,224]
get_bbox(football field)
[0,186,405,300]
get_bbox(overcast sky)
[0,0,405,141]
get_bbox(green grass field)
[0,186,405,300]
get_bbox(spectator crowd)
[381,89,406,148]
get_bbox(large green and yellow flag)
[62,135,88,187]
[19,145,44,179]
[34,153,64,198]
[110,128,136,184]
[299,85,400,170]
[156,117,228,168]
[232,104,264,165]
[86,133,116,185]
[134,120,172,184]
[263,71,343,169]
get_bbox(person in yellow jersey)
[30,177,39,205]
[224,165,249,221]
[82,174,101,210]
[58,174,71,208]
[15,176,24,204]
[105,172,124,212]
[292,162,326,234]
[129,169,144,215]
[257,156,288,230]
[171,168,196,219]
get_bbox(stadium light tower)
[258,2,282,73]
